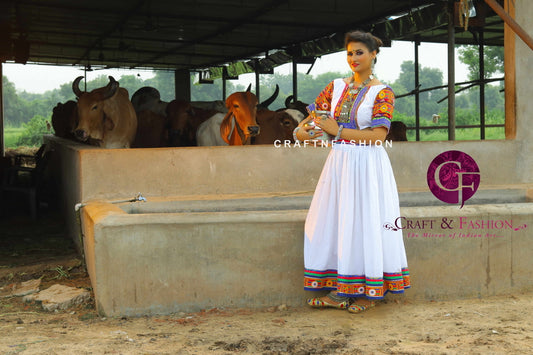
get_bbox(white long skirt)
[304,143,410,299]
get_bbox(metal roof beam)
[131,0,289,69]
[74,0,148,65]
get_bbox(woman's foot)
[307,291,350,309]
[347,299,376,314]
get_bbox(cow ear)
[220,111,233,144]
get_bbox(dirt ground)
[1,207,532,354]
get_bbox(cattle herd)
[51,76,307,149]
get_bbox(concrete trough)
[80,193,533,317]
[44,135,533,317]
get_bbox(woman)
[293,30,410,314]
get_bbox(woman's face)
[346,41,376,74]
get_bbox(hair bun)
[372,35,383,49]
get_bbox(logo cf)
[427,150,481,208]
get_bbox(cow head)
[51,100,77,139]
[285,95,309,117]
[253,109,299,144]
[131,86,168,116]
[220,91,259,145]
[72,76,119,143]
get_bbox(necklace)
[339,74,375,123]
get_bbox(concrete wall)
[515,0,533,181]
[81,200,533,317]
[46,137,529,212]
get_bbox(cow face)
[221,91,260,145]
[253,109,298,144]
[72,76,119,143]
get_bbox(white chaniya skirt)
[304,142,410,299]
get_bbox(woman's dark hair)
[344,31,383,57]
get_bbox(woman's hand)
[295,116,324,141]
[315,114,339,136]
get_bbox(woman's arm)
[317,117,387,144]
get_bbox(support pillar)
[447,0,456,141]
[414,38,420,141]
[222,73,227,100]
[255,67,260,102]
[504,0,516,139]
[174,69,191,101]
[479,30,486,140]
[0,63,4,156]
[292,60,298,101]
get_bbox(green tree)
[16,114,50,147]
[3,76,29,126]
[392,61,447,120]
[458,45,504,80]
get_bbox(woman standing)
[294,30,410,314]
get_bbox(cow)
[386,121,408,142]
[131,87,168,117]
[190,100,227,113]
[196,85,280,146]
[220,91,260,145]
[284,95,309,117]
[72,76,137,149]
[166,100,218,147]
[132,110,168,148]
[51,100,77,139]
[252,108,299,145]
[196,112,228,146]
[279,108,305,123]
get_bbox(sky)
[2,41,470,94]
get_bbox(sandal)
[347,301,375,314]
[307,292,349,309]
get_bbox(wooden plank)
[504,0,516,139]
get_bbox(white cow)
[196,113,229,146]
[131,87,168,117]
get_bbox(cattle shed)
[2,1,533,316]
[0,0,516,152]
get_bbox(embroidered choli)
[308,79,395,131]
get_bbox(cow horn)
[285,95,295,107]
[101,76,119,100]
[259,84,279,109]
[72,76,84,97]
[246,84,252,92]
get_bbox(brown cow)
[72,76,137,149]
[132,110,168,148]
[252,109,299,145]
[386,121,408,142]
[166,100,218,147]
[220,91,260,145]
[51,100,77,139]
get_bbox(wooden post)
[255,66,260,102]
[0,63,4,157]
[174,69,191,101]
[479,30,485,140]
[292,60,298,101]
[414,38,420,141]
[484,0,533,51]
[504,0,516,139]
[447,0,456,141]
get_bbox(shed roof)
[1,0,503,78]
